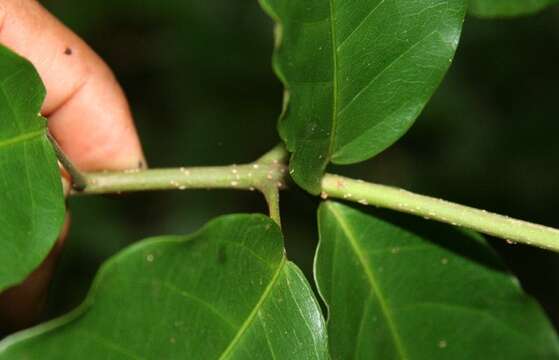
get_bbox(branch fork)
[51,138,559,252]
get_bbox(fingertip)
[0,0,145,172]
[47,68,146,172]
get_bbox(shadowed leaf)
[259,0,466,193]
[315,202,559,359]
[0,45,65,292]
[0,214,328,359]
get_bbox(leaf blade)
[259,0,466,193]
[0,44,65,291]
[315,202,559,359]
[0,214,328,360]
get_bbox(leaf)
[258,0,466,193]
[0,214,328,359]
[469,0,559,17]
[0,45,65,291]
[315,202,559,359]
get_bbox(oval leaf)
[316,202,559,359]
[0,214,328,359]
[0,45,65,291]
[259,0,466,193]
[469,0,559,17]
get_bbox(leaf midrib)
[0,130,43,149]
[327,0,339,160]
[217,256,287,359]
[328,204,408,359]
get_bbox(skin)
[0,0,144,331]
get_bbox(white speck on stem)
[146,254,154,262]
[438,340,447,349]
[231,181,239,187]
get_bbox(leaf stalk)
[47,132,88,191]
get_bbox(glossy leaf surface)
[316,202,559,359]
[469,0,559,17]
[0,45,65,291]
[259,0,466,193]
[0,214,328,359]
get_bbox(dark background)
[37,1,559,329]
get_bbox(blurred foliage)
[35,0,559,330]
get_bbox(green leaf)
[259,0,466,193]
[469,0,559,17]
[0,214,328,359]
[0,45,65,291]
[316,202,559,359]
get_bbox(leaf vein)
[328,204,408,359]
[158,281,238,330]
[76,329,145,360]
[217,257,287,359]
[337,0,387,51]
[338,30,439,117]
[327,0,339,160]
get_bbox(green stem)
[321,174,559,252]
[72,146,288,224]
[47,132,87,191]
[76,165,267,194]
[68,141,559,251]
[257,143,289,164]
[262,186,282,226]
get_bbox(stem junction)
[55,140,559,252]
[70,145,287,226]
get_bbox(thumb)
[0,0,145,171]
